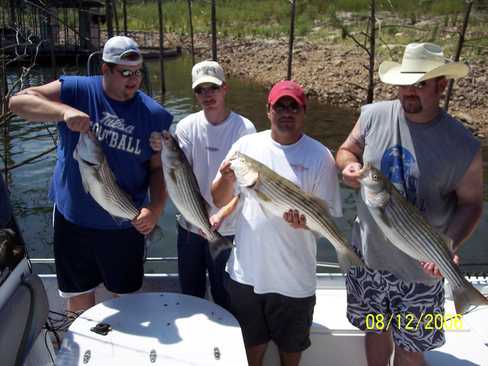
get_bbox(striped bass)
[228,151,364,273]
[358,163,488,314]
[73,132,140,221]
[160,131,232,257]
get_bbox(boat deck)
[34,270,488,365]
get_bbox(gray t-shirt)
[352,100,480,283]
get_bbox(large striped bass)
[160,131,232,257]
[73,132,140,221]
[228,151,364,273]
[358,163,488,314]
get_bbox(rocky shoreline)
[174,34,488,142]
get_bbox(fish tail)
[208,235,234,260]
[452,282,488,315]
[337,247,365,274]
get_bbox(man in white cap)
[173,60,255,310]
[336,43,482,365]
[9,36,173,313]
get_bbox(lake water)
[2,55,488,275]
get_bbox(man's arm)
[8,80,91,132]
[447,149,484,251]
[132,153,167,235]
[210,195,240,231]
[211,160,236,208]
[335,120,365,189]
[422,149,483,277]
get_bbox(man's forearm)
[147,167,167,217]
[336,148,361,171]
[211,176,234,208]
[447,203,483,252]
[9,94,73,122]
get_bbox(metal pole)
[158,0,166,96]
[112,0,120,35]
[1,27,8,184]
[122,0,128,35]
[211,0,217,61]
[106,0,114,38]
[444,0,473,111]
[367,0,376,104]
[287,0,296,80]
[8,0,16,26]
[47,14,57,80]
[187,0,195,65]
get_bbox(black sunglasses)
[272,102,301,114]
[194,85,221,95]
[115,68,143,78]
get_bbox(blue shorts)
[346,266,445,352]
[53,209,145,296]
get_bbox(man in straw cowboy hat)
[336,42,483,365]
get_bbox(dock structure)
[0,0,180,66]
[1,0,105,64]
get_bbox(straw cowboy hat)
[379,42,469,85]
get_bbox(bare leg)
[246,343,268,366]
[394,346,425,366]
[279,350,302,366]
[67,292,95,314]
[366,332,393,366]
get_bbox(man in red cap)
[211,80,342,366]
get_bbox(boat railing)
[29,257,342,269]
[27,258,488,277]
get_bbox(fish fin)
[255,189,272,203]
[240,170,259,188]
[146,224,164,243]
[169,169,177,184]
[336,247,365,273]
[208,235,234,259]
[110,215,126,225]
[452,282,488,315]
[439,231,454,252]
[79,173,90,194]
[308,195,330,211]
[378,208,393,229]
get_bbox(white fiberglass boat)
[1,175,487,365]
[0,256,486,366]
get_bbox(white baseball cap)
[191,60,225,89]
[102,36,143,66]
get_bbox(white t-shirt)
[220,130,342,298]
[175,110,256,236]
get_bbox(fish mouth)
[80,157,98,167]
[161,131,173,143]
[357,163,371,179]
[228,151,239,161]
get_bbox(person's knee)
[394,346,425,366]
[246,343,267,366]
[365,332,393,366]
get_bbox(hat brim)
[379,61,469,85]
[269,93,306,107]
[192,76,224,89]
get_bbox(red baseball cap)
[267,80,307,107]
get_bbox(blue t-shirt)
[49,75,173,229]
